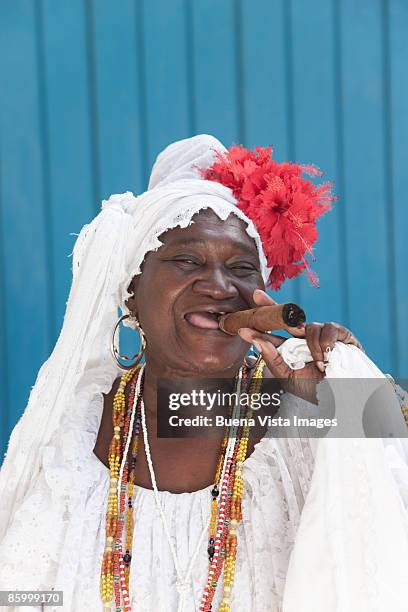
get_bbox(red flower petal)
[201,145,337,289]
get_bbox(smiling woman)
[0,135,407,612]
[125,209,266,374]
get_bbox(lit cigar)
[218,303,306,336]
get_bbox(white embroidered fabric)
[0,397,315,612]
[1,341,408,612]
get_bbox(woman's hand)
[238,289,364,402]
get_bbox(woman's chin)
[184,350,242,375]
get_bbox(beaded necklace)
[100,359,265,611]
[200,361,264,612]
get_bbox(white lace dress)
[0,383,315,612]
[1,342,408,612]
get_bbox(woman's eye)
[229,264,257,274]
[173,258,200,266]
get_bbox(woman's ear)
[124,275,140,315]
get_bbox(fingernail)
[238,328,253,343]
[323,347,331,363]
[316,361,326,373]
[253,341,262,352]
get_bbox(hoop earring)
[110,313,146,370]
[243,345,263,369]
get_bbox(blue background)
[0,0,407,459]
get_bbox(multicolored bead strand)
[113,367,145,610]
[100,365,141,610]
[123,373,143,592]
[207,371,245,565]
[202,428,243,611]
[200,365,251,611]
[116,366,145,610]
[219,359,265,612]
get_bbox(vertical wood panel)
[84,0,102,210]
[332,0,350,328]
[290,0,344,325]
[142,0,191,169]
[388,0,408,377]
[91,0,148,360]
[191,0,240,144]
[0,149,8,458]
[92,0,145,198]
[339,0,393,372]
[240,0,290,165]
[40,0,96,336]
[240,0,297,306]
[0,0,51,434]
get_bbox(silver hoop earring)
[110,313,146,370]
[243,345,263,369]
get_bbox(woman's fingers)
[238,327,293,377]
[285,324,307,338]
[239,330,292,378]
[335,325,365,351]
[252,288,278,307]
[303,323,326,372]
[318,323,339,366]
[238,328,323,398]
[304,322,364,372]
[238,327,286,348]
[238,325,325,403]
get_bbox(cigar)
[218,303,306,336]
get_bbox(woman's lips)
[184,311,221,330]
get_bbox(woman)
[0,134,407,612]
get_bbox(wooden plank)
[0,149,9,459]
[290,0,345,326]
[0,1,51,446]
[91,0,148,359]
[40,0,96,338]
[239,0,296,305]
[240,0,290,159]
[339,0,393,372]
[387,0,408,377]
[190,0,240,143]
[142,0,190,169]
[92,0,145,197]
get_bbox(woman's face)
[126,208,265,375]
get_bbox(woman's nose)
[191,267,239,299]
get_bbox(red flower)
[201,145,336,290]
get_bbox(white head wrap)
[107,134,271,317]
[0,134,271,536]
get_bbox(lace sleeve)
[0,387,109,611]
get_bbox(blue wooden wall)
[1,0,407,459]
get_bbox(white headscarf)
[0,134,271,537]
